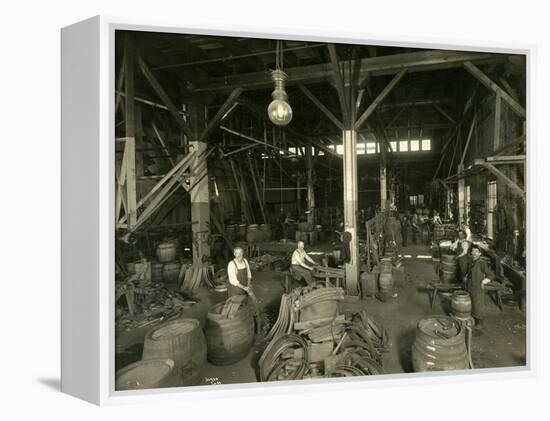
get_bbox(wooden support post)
[343,129,359,295]
[306,145,315,225]
[457,164,465,223]
[493,92,502,150]
[124,34,137,230]
[200,88,243,141]
[328,44,349,123]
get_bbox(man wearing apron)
[227,247,252,297]
[468,245,495,328]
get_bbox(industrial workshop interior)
[114,30,527,390]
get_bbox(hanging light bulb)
[268,69,293,126]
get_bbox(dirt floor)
[115,242,527,386]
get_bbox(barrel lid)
[418,316,461,339]
[150,319,199,339]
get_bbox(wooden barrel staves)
[360,271,378,298]
[440,254,457,283]
[412,316,469,372]
[451,290,472,319]
[236,224,247,241]
[162,262,181,284]
[259,224,272,241]
[156,241,177,263]
[246,224,263,243]
[377,271,394,302]
[226,224,236,241]
[142,319,207,386]
[115,358,179,391]
[151,262,163,283]
[205,301,255,366]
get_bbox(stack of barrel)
[115,318,207,390]
[444,224,457,240]
[377,257,394,302]
[152,239,182,286]
[440,253,458,283]
[295,222,316,245]
[205,296,256,366]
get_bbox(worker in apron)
[227,247,252,296]
[468,245,495,327]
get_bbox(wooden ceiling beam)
[191,50,502,92]
[463,61,526,118]
[297,83,343,130]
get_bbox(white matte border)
[89,15,534,405]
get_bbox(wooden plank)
[460,113,477,165]
[118,151,196,224]
[463,62,526,118]
[493,92,502,150]
[137,55,194,139]
[151,121,176,167]
[483,163,525,198]
[199,88,243,141]
[354,70,407,131]
[192,50,500,92]
[486,155,525,163]
[433,103,456,124]
[297,83,343,130]
[327,44,349,124]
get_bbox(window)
[421,139,431,151]
[336,144,344,155]
[399,140,409,152]
[410,140,420,151]
[487,181,497,239]
[356,143,366,155]
[366,142,377,154]
[390,141,397,152]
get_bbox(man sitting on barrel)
[291,241,318,286]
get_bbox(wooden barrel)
[360,271,378,298]
[440,254,457,282]
[451,290,472,319]
[156,241,177,263]
[151,262,163,283]
[379,258,393,273]
[246,224,263,243]
[434,225,445,241]
[225,224,236,241]
[205,301,255,366]
[142,319,206,386]
[115,358,179,391]
[236,224,247,241]
[378,271,394,294]
[162,262,181,284]
[412,316,469,372]
[259,224,272,241]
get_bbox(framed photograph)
[61,15,530,405]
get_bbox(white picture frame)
[61,15,534,406]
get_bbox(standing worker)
[467,245,495,328]
[401,215,411,247]
[227,247,252,296]
[291,241,318,286]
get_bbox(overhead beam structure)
[192,50,501,92]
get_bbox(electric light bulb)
[268,98,293,126]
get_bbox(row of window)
[285,139,431,156]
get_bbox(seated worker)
[433,210,443,225]
[227,247,252,297]
[291,241,318,286]
[468,244,496,327]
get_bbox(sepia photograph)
[112,29,527,391]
